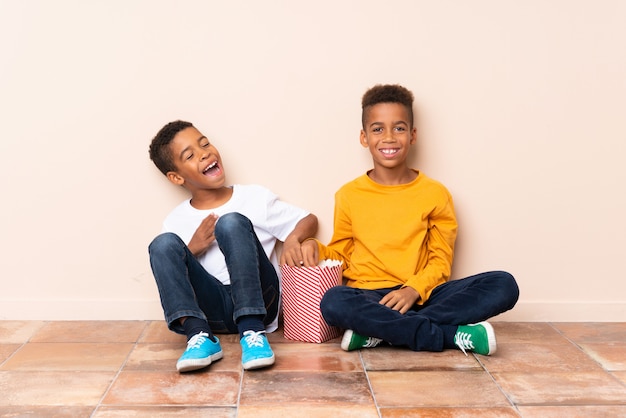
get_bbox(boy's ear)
[166,171,185,186]
[360,130,368,147]
[410,127,417,145]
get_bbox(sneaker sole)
[176,350,224,373]
[340,330,355,351]
[481,322,497,355]
[242,354,275,370]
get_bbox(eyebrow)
[178,135,208,160]
[368,121,409,128]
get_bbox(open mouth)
[202,161,221,176]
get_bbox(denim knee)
[490,271,520,309]
[214,212,251,238]
[501,271,520,306]
[148,232,184,256]
[320,286,345,323]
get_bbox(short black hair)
[361,84,414,129]
[149,120,194,175]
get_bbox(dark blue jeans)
[320,271,519,351]
[148,212,280,335]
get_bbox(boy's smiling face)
[360,102,416,173]
[166,126,226,192]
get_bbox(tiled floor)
[1,321,625,417]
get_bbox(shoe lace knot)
[242,330,267,348]
[454,332,475,356]
[364,337,382,348]
[187,331,209,349]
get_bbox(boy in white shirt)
[148,120,317,372]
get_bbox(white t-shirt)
[162,184,309,286]
[161,184,309,333]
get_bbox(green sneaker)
[454,321,497,356]
[340,329,383,351]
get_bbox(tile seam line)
[473,353,521,414]
[236,362,244,413]
[359,349,383,418]
[90,320,151,417]
[0,320,48,369]
[547,322,622,375]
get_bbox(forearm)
[281,214,318,266]
[285,214,318,244]
[187,241,205,258]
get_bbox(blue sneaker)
[240,330,275,370]
[176,332,223,373]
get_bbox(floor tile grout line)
[547,321,622,374]
[0,320,49,370]
[550,321,626,388]
[236,364,245,413]
[548,321,586,351]
[612,371,626,391]
[90,320,151,417]
[473,353,522,415]
[359,349,383,418]
[0,341,27,370]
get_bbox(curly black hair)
[361,84,414,129]
[149,120,194,175]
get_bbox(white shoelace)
[454,331,475,356]
[187,331,209,349]
[242,330,266,347]
[364,337,383,348]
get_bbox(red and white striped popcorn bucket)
[280,260,343,343]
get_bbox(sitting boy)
[148,120,317,372]
[301,84,519,355]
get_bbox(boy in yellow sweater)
[301,84,519,355]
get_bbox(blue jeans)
[320,271,519,351]
[148,212,280,335]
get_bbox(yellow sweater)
[316,171,457,304]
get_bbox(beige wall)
[1,1,625,321]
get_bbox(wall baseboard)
[0,300,625,322]
[492,301,626,322]
[0,299,165,321]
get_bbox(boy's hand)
[300,239,319,266]
[379,287,421,314]
[279,214,318,267]
[188,213,218,257]
[281,237,318,267]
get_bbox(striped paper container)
[280,261,343,343]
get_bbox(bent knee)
[215,212,251,234]
[320,286,347,319]
[148,232,183,255]
[496,271,520,304]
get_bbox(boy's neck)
[368,167,418,185]
[189,186,233,210]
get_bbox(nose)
[382,132,395,142]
